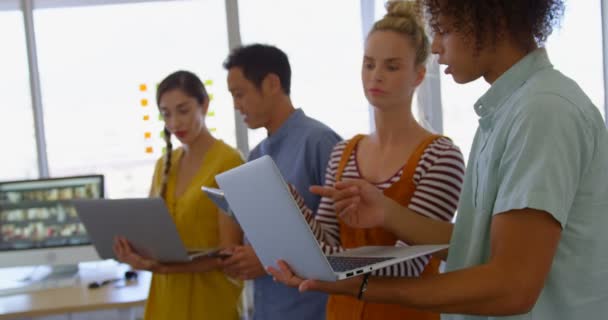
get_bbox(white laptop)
[72,198,219,263]
[215,155,449,282]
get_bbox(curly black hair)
[421,0,565,51]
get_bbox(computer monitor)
[0,175,104,270]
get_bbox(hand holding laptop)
[113,236,161,271]
[112,236,231,273]
[267,259,363,296]
[73,198,229,265]
[215,155,449,282]
[220,244,267,281]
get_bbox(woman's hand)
[310,179,389,229]
[267,260,362,296]
[113,236,163,272]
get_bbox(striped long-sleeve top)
[290,137,465,277]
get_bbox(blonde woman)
[272,2,464,319]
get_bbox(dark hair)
[155,70,209,198]
[422,0,565,51]
[223,44,292,95]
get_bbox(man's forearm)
[383,198,453,260]
[361,263,532,316]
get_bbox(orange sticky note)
[143,115,150,121]
[139,84,147,92]
[145,146,154,153]
[144,132,151,139]
[141,99,148,107]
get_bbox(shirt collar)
[474,48,553,122]
[267,108,305,144]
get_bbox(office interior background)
[0,0,606,318]
[2,0,606,198]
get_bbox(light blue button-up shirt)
[444,49,608,320]
[248,108,342,320]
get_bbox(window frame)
[11,0,608,182]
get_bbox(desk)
[0,263,150,320]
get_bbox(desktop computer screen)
[0,175,104,268]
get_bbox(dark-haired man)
[221,43,341,320]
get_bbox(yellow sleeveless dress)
[145,140,244,320]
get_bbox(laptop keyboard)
[326,256,395,272]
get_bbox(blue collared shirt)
[445,49,608,320]
[248,108,342,320]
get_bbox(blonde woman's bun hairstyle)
[371,0,430,66]
[385,0,420,21]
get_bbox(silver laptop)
[201,186,235,219]
[72,198,218,263]
[215,155,449,282]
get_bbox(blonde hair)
[371,1,430,66]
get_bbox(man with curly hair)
[268,1,608,319]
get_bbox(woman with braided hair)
[114,70,244,319]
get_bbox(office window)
[0,9,38,181]
[34,0,234,198]
[545,1,604,119]
[238,0,369,146]
[441,1,605,162]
